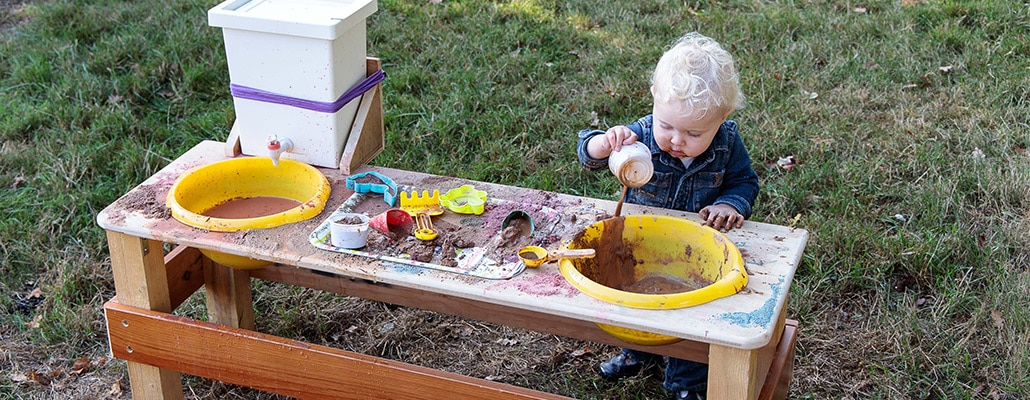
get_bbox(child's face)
[651,98,728,159]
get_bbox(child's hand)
[588,126,639,159]
[699,204,745,232]
[604,126,638,153]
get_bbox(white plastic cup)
[330,213,370,249]
[608,142,654,188]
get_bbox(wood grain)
[106,300,571,400]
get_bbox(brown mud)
[339,191,562,269]
[567,217,709,295]
[203,196,301,219]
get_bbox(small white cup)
[608,142,654,188]
[329,213,370,249]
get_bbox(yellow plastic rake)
[399,190,443,240]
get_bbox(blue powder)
[715,276,785,328]
[385,262,422,275]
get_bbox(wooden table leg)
[106,231,184,400]
[203,260,255,330]
[708,344,762,400]
[707,306,787,400]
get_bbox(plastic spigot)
[267,135,294,166]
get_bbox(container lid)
[209,0,377,40]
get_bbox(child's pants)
[622,348,708,393]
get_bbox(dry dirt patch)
[0,0,30,35]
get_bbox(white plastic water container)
[209,0,378,168]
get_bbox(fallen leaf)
[938,65,953,73]
[71,357,90,375]
[109,380,123,397]
[800,89,818,100]
[9,176,26,189]
[776,156,800,171]
[495,338,518,346]
[455,325,474,337]
[26,314,42,329]
[990,310,1005,330]
[10,371,31,383]
[29,371,50,386]
[789,213,802,229]
[28,288,43,298]
[569,348,591,358]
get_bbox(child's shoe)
[674,390,706,400]
[598,353,643,380]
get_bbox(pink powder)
[491,271,579,298]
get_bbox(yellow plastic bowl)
[595,323,687,346]
[166,157,331,268]
[558,215,748,345]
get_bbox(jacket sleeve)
[714,132,760,219]
[577,129,608,171]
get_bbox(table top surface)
[98,140,808,350]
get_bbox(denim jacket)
[577,115,759,218]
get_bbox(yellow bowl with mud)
[558,215,747,345]
[166,157,331,268]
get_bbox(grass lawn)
[2,0,1028,399]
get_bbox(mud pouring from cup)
[609,142,654,217]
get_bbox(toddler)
[576,32,759,400]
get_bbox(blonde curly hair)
[651,32,744,117]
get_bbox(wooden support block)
[224,125,242,158]
[105,300,571,400]
[203,261,255,330]
[339,58,385,174]
[164,246,206,310]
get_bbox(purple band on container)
[230,69,385,113]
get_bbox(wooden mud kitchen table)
[97,140,807,400]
